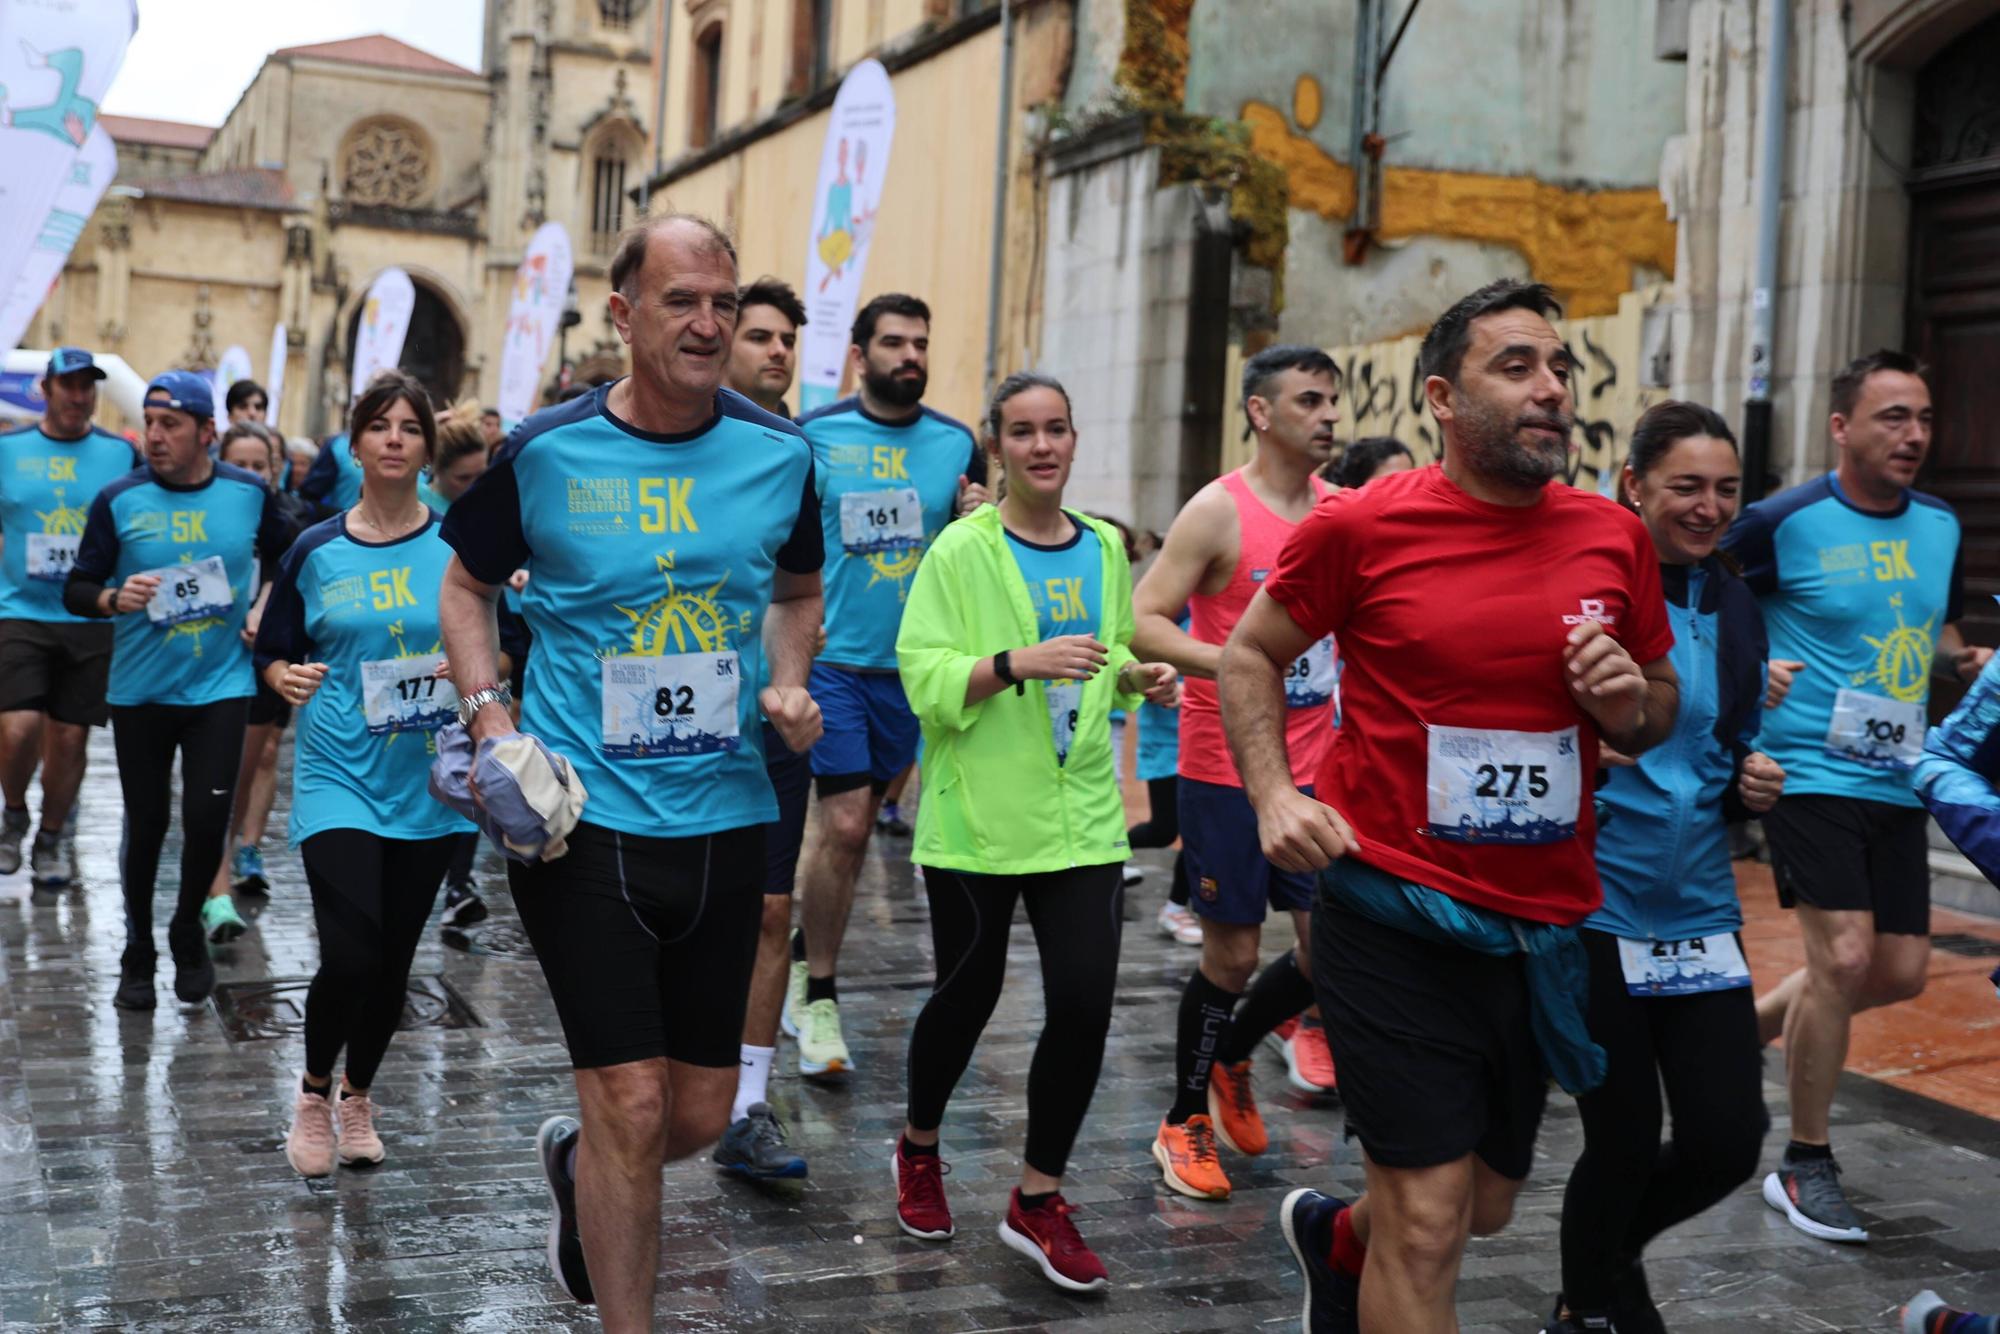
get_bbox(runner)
[1130,612,1201,946]
[1133,344,1343,1202]
[64,371,296,1010]
[890,370,1178,1290]
[283,437,319,495]
[1549,402,1781,1334]
[254,369,472,1177]
[0,348,136,887]
[1238,279,1678,1333]
[1720,349,1986,1245]
[300,407,445,515]
[224,380,268,427]
[479,406,505,455]
[789,292,986,1080]
[1904,1294,2000,1334]
[201,422,310,936]
[436,214,823,1329]
[1326,436,1413,489]
[715,275,813,1181]
[426,401,494,929]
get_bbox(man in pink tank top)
[1131,345,1344,1202]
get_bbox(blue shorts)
[762,721,812,895]
[1179,775,1316,924]
[808,663,920,787]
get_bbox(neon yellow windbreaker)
[895,505,1145,874]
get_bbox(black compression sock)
[806,974,837,1004]
[790,927,806,963]
[1216,948,1316,1065]
[1169,852,1191,907]
[1168,969,1240,1123]
[302,1075,331,1097]
[901,1136,938,1157]
[1785,1139,1833,1162]
[1018,1189,1057,1211]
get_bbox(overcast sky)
[102,0,487,126]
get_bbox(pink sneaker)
[1285,1020,1338,1096]
[285,1087,336,1178]
[336,1091,385,1166]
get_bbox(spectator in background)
[1326,435,1414,489]
[480,407,505,453]
[284,438,320,495]
[225,380,269,427]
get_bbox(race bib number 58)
[1426,724,1581,845]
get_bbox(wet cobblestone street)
[3,730,2000,1331]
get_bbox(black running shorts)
[0,618,112,724]
[1762,792,1930,936]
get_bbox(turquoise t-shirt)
[1722,472,1963,806]
[71,463,294,707]
[300,432,445,512]
[1004,517,1103,765]
[440,383,823,839]
[255,511,474,844]
[0,424,137,622]
[800,397,981,669]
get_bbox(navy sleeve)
[965,435,988,487]
[298,438,339,505]
[252,541,313,675]
[1947,539,1965,625]
[776,458,824,576]
[440,448,528,585]
[1720,503,1779,596]
[62,489,121,616]
[256,487,299,583]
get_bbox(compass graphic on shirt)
[33,488,85,536]
[863,545,923,603]
[1855,591,1936,704]
[615,555,735,656]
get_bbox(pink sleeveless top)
[1179,469,1337,788]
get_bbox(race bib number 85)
[1426,724,1581,845]
[601,652,742,757]
[143,555,232,626]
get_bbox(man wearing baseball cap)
[0,348,137,887]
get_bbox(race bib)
[25,532,80,583]
[142,555,232,626]
[359,655,459,735]
[1046,679,1082,764]
[1824,687,1925,770]
[601,651,741,757]
[1284,635,1339,710]
[838,487,924,554]
[1617,932,1752,997]
[1426,724,1581,845]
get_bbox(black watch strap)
[994,650,1017,687]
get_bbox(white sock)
[733,1044,775,1123]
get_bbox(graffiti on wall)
[1224,285,1669,498]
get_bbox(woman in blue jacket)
[1549,402,1786,1334]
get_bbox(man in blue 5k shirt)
[1721,349,1991,1245]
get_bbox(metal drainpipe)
[1348,0,1383,242]
[643,0,672,215]
[1742,0,1789,502]
[983,0,1016,394]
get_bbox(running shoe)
[892,1137,954,1240]
[113,951,155,1011]
[1207,1060,1268,1156]
[440,880,489,928]
[875,803,912,837]
[0,807,28,876]
[29,830,74,888]
[1156,901,1203,945]
[1151,1115,1230,1200]
[1539,1299,1613,1333]
[797,998,853,1079]
[202,894,247,944]
[1763,1154,1869,1243]
[337,1092,385,1166]
[1608,1258,1666,1334]
[172,949,215,1005]
[231,843,268,894]
[285,1086,337,1178]
[1279,1188,1356,1334]
[999,1188,1108,1292]
[1270,1015,1301,1049]
[1285,1018,1339,1096]
[714,1103,808,1180]
[1121,864,1145,886]
[781,936,808,1039]
[537,1115,593,1303]
[1902,1290,1997,1333]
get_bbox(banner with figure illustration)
[0,125,115,354]
[349,267,416,400]
[0,0,137,346]
[798,58,896,414]
[496,221,573,424]
[213,343,252,428]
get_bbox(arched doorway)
[343,279,466,405]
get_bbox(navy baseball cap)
[46,346,106,381]
[144,370,215,421]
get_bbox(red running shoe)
[1000,1189,1109,1292]
[1286,1018,1338,1096]
[892,1137,954,1240]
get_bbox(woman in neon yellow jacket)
[889,372,1179,1293]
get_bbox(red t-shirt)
[1263,465,1673,925]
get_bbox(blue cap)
[46,346,106,381]
[144,370,215,421]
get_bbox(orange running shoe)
[1152,1115,1231,1200]
[1207,1059,1269,1156]
[1286,1019,1339,1096]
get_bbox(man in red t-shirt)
[1223,279,1680,1334]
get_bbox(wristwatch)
[456,681,514,725]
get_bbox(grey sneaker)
[714,1103,807,1180]
[1763,1155,1869,1243]
[29,829,74,887]
[0,808,28,876]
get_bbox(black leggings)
[442,830,478,887]
[1559,928,1768,1309]
[302,830,459,1089]
[1129,777,1191,907]
[111,699,249,962]
[907,863,1123,1177]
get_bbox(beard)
[864,363,927,408]
[1455,392,1573,489]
